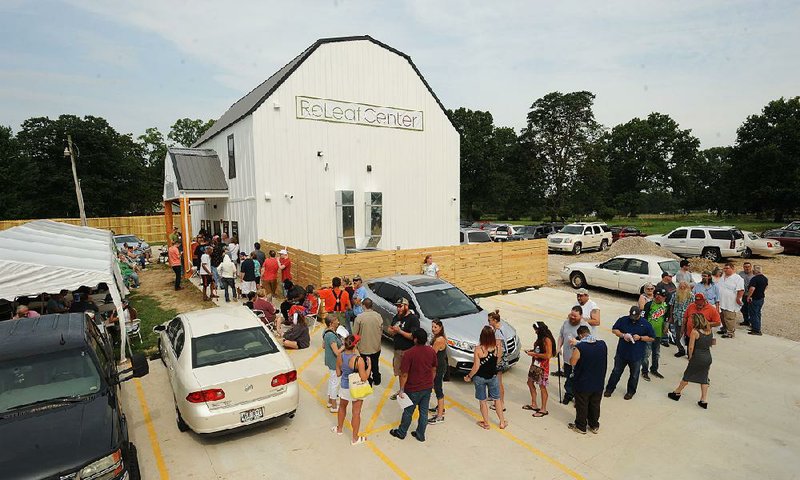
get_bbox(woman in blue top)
[334,335,371,445]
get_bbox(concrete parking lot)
[122,287,800,480]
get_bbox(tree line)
[0,117,213,219]
[453,94,800,222]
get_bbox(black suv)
[0,313,149,479]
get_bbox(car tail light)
[186,389,226,403]
[730,239,735,249]
[272,370,298,387]
[767,242,773,247]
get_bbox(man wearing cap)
[277,249,293,297]
[574,289,601,336]
[390,328,438,442]
[656,271,677,347]
[641,287,669,381]
[389,297,420,401]
[604,306,655,400]
[718,262,744,338]
[354,298,384,385]
[557,306,590,404]
[351,276,369,316]
[681,292,721,349]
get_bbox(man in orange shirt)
[681,292,721,348]
[319,277,351,332]
[168,242,183,290]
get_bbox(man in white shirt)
[574,288,601,336]
[200,246,213,301]
[718,262,744,338]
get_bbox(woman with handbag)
[464,326,508,430]
[488,310,508,411]
[334,335,372,445]
[525,322,556,417]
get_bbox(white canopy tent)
[0,220,131,362]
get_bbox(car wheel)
[743,247,753,259]
[572,243,582,255]
[176,404,189,432]
[127,443,141,480]
[702,247,722,262]
[570,272,586,289]
[600,240,609,251]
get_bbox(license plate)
[240,407,264,423]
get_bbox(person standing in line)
[525,322,555,418]
[239,252,258,298]
[342,277,356,332]
[324,277,351,332]
[427,320,448,425]
[351,275,369,317]
[668,313,714,409]
[261,250,280,297]
[711,267,723,284]
[388,298,420,400]
[641,287,669,381]
[487,310,508,411]
[334,335,371,446]
[353,298,383,386]
[604,306,655,400]
[656,272,677,346]
[169,226,180,246]
[683,293,721,340]
[718,262,744,338]
[671,281,693,357]
[218,252,237,302]
[168,242,183,291]
[574,288,601,335]
[746,265,768,336]
[199,246,213,301]
[390,328,438,442]
[277,249,293,297]
[557,306,590,404]
[675,259,695,287]
[738,262,755,327]
[464,326,508,430]
[638,283,655,311]
[322,316,344,413]
[227,236,239,265]
[422,254,440,278]
[210,237,225,299]
[251,242,266,266]
[692,271,720,312]
[568,325,608,434]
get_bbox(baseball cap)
[654,287,667,297]
[694,292,706,300]
[576,288,589,295]
[395,298,409,306]
[352,334,361,346]
[353,275,362,281]
[629,306,642,317]
[661,271,672,278]
[278,249,288,255]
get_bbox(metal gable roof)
[168,148,228,191]
[193,35,454,147]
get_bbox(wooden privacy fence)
[258,239,548,296]
[0,215,166,244]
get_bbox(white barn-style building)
[163,35,460,256]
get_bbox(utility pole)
[65,135,88,226]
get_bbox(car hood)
[0,393,118,479]
[548,233,576,240]
[437,310,517,344]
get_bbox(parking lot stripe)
[445,397,585,480]
[133,378,170,480]
[297,346,324,374]
[313,374,328,392]
[491,296,612,333]
[365,376,397,432]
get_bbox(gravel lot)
[547,247,800,342]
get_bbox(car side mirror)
[153,324,166,333]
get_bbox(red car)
[763,229,800,254]
[610,226,646,243]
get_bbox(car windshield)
[658,260,680,275]
[467,232,492,243]
[415,287,480,319]
[0,349,103,414]
[561,225,584,234]
[116,236,139,244]
[192,327,278,368]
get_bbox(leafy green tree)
[520,91,603,219]
[728,97,800,221]
[0,126,30,218]
[168,118,215,147]
[449,108,497,219]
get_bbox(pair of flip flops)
[522,405,548,417]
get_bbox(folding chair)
[125,318,142,357]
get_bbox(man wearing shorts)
[388,298,419,401]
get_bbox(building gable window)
[227,134,236,179]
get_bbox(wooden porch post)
[180,196,193,277]
[164,201,174,245]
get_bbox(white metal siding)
[251,40,460,254]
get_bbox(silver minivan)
[363,275,521,372]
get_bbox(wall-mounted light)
[284,193,294,200]
[451,197,457,202]
[264,192,271,201]
[317,151,324,157]
[273,101,281,110]
[366,164,372,173]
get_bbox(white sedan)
[742,230,784,258]
[560,254,701,295]
[155,307,299,434]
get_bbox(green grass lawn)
[126,292,177,357]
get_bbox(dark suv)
[0,313,149,479]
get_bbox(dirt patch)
[548,250,800,342]
[135,263,212,314]
[582,237,679,262]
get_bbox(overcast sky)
[1,0,798,147]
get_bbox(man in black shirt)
[389,298,420,400]
[747,265,769,336]
[568,325,608,434]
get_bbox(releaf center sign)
[296,96,423,131]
